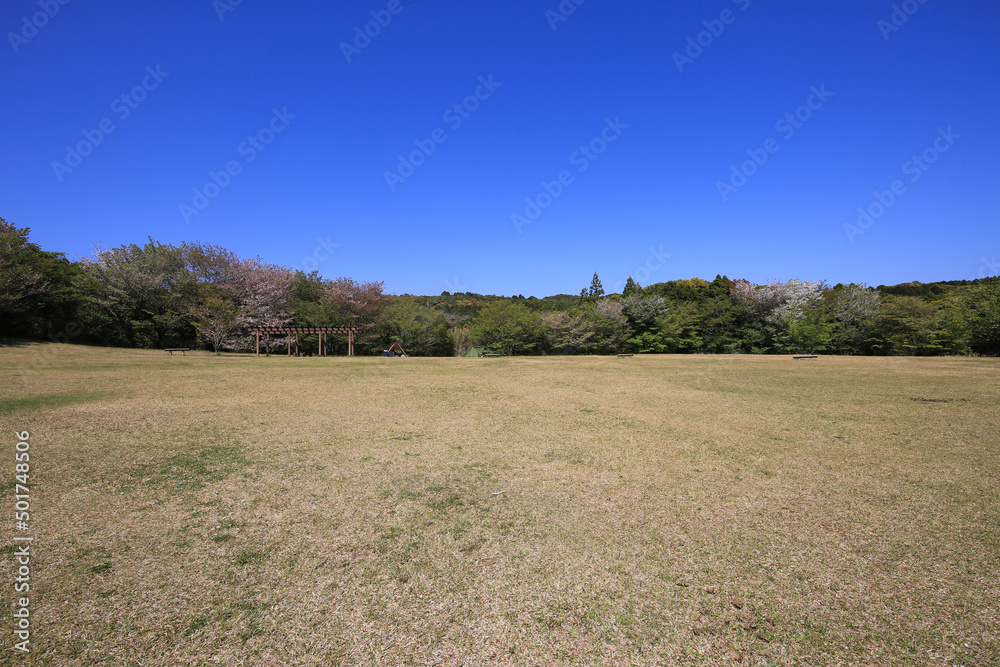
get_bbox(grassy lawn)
[1,342,998,665]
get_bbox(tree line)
[2,219,997,356]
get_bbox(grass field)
[1,342,998,666]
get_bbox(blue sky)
[3,0,998,296]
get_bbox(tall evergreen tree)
[622,276,640,297]
[588,273,605,298]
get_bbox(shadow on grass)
[0,338,37,349]
[0,391,109,417]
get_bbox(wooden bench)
[793,355,818,360]
[617,354,634,358]
[482,353,502,358]
[164,348,190,355]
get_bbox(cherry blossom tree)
[830,283,881,353]
[179,243,293,351]
[323,278,392,353]
[543,311,594,354]
[227,256,293,350]
[325,278,392,327]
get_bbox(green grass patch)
[233,549,266,566]
[185,614,209,636]
[129,441,250,493]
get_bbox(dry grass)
[1,342,998,665]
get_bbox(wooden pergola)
[250,326,361,357]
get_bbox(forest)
[2,218,998,357]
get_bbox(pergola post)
[255,330,260,357]
[348,331,354,356]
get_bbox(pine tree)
[622,276,640,297]
[588,273,605,298]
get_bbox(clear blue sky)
[3,0,998,296]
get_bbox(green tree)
[708,274,732,298]
[288,271,336,325]
[786,305,833,354]
[383,297,452,356]
[643,278,712,302]
[189,293,246,355]
[79,239,192,348]
[588,299,631,354]
[451,323,473,356]
[622,276,641,297]
[964,279,1000,355]
[588,273,605,299]
[0,219,47,328]
[470,301,544,355]
[699,294,740,353]
[626,328,669,354]
[655,303,703,353]
[868,296,946,355]
[0,218,84,338]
